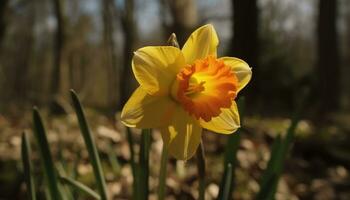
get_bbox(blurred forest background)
[1,0,350,199]
[1,0,350,116]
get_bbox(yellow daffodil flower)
[121,24,252,160]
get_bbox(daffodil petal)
[160,106,202,160]
[121,87,176,128]
[132,46,185,95]
[219,57,252,93]
[199,101,240,134]
[182,24,219,64]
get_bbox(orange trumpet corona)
[172,56,238,122]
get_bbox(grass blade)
[70,90,108,200]
[71,152,81,198]
[56,163,75,200]
[56,142,74,200]
[220,163,233,200]
[218,98,245,199]
[32,107,61,200]
[59,176,101,200]
[138,129,151,200]
[21,132,36,200]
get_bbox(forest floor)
[0,110,350,200]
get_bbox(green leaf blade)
[60,176,101,200]
[21,132,36,200]
[32,108,61,200]
[256,135,282,200]
[70,90,108,200]
[256,94,304,200]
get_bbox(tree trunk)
[346,1,350,110]
[51,0,65,113]
[167,0,198,45]
[120,0,137,109]
[231,0,258,66]
[317,0,339,113]
[12,1,36,104]
[160,0,198,45]
[230,0,258,98]
[102,0,119,111]
[0,0,9,48]
[0,0,9,111]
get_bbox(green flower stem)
[196,141,206,200]
[157,144,169,200]
[139,129,151,200]
[221,164,233,200]
[155,32,177,200]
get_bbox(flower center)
[171,56,238,122]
